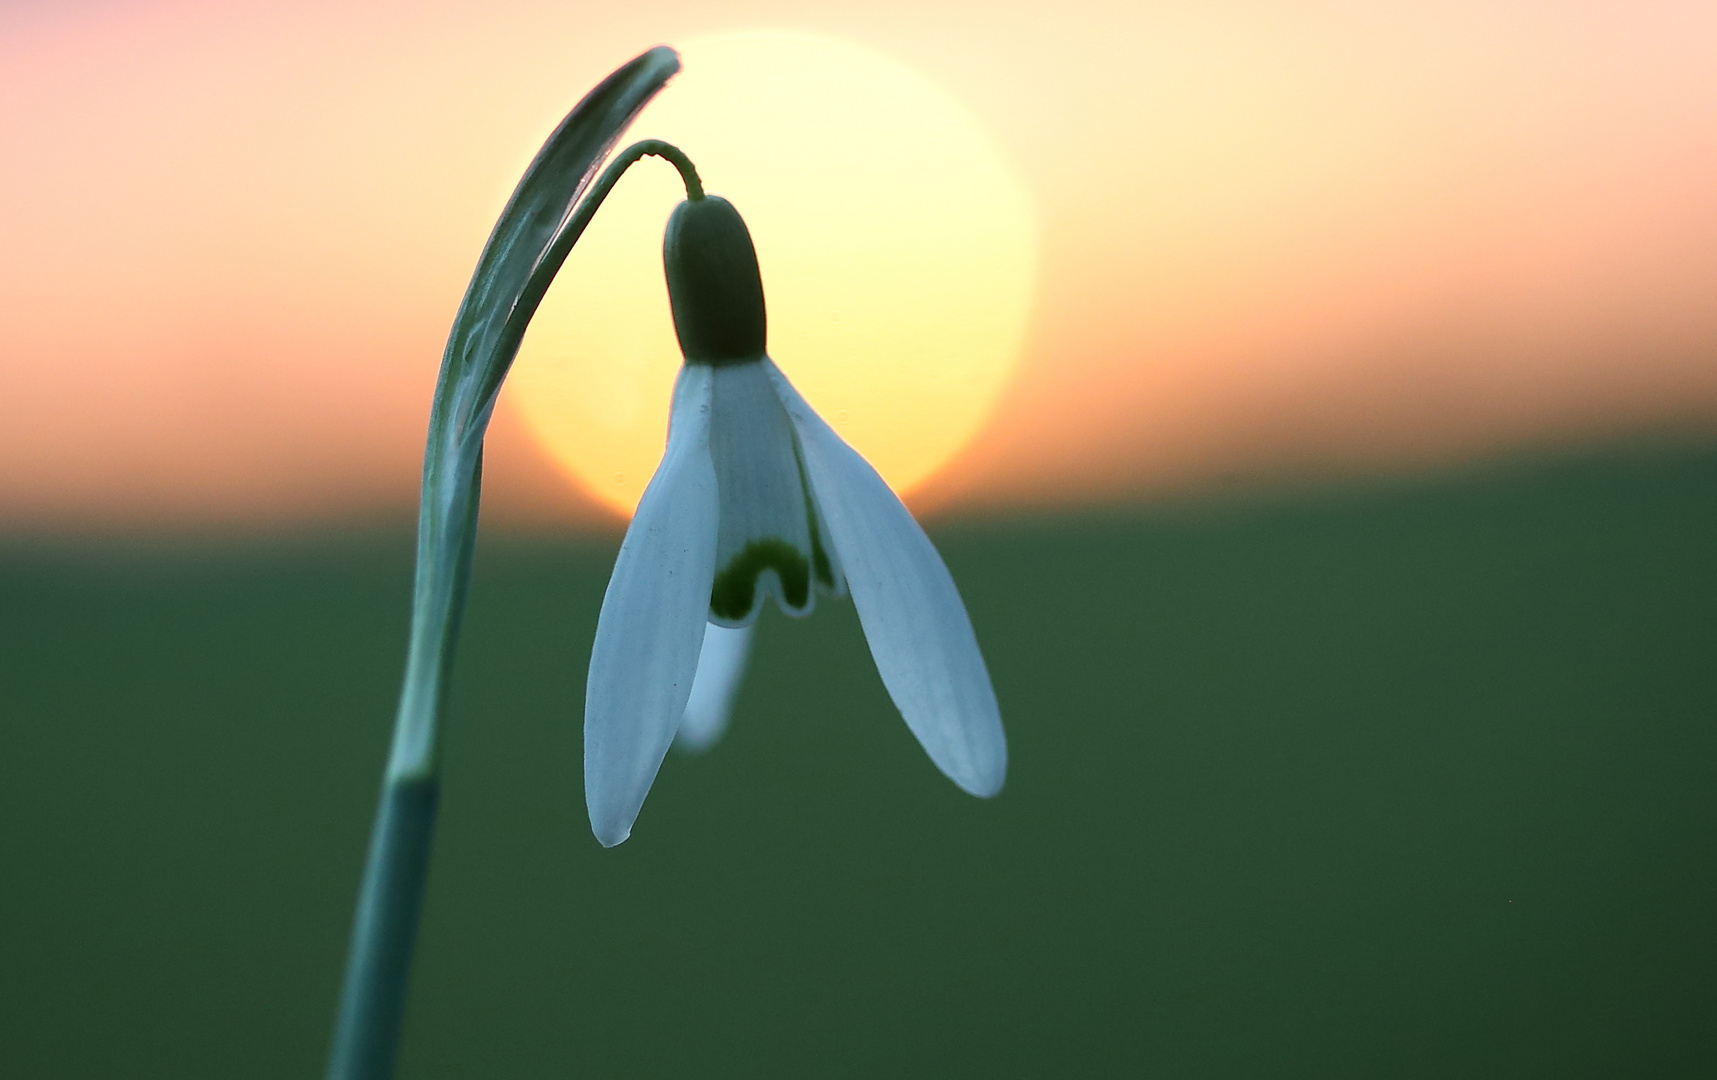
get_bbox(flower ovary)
[664,195,767,367]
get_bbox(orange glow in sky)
[0,0,1714,531]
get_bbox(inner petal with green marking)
[706,360,842,626]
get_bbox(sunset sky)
[2,0,1714,530]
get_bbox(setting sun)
[507,31,1037,516]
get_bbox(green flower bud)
[664,195,767,366]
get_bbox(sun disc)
[509,31,1036,516]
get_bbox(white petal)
[766,360,1007,796]
[676,621,754,752]
[584,366,719,846]
[707,361,829,624]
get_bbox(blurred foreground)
[2,440,1714,1078]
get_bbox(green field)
[3,443,1714,1078]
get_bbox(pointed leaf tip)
[434,44,683,444]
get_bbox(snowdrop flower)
[584,192,1007,846]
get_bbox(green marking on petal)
[811,531,834,589]
[710,538,811,622]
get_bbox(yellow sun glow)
[508,31,1036,516]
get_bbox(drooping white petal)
[765,359,1007,797]
[706,360,837,625]
[676,621,754,753]
[584,366,719,846]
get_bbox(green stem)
[321,47,694,1080]
[602,138,704,200]
[323,453,482,1080]
[322,776,440,1077]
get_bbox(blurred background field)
[3,440,1713,1078]
[5,2,1717,1074]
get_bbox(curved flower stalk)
[585,193,1008,847]
[326,47,685,1080]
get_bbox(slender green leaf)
[327,46,681,1080]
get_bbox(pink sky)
[2,0,1714,531]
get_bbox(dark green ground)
[2,442,1714,1078]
